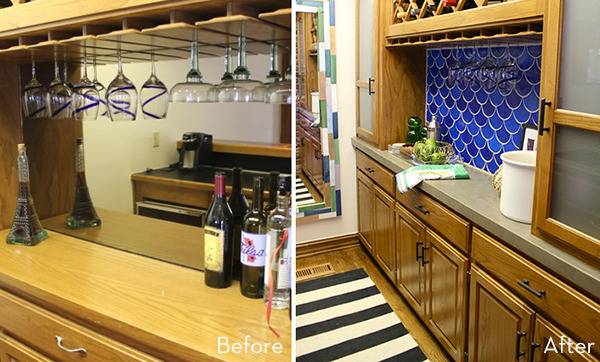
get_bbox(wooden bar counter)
[0,227,291,361]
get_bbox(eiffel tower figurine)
[66,138,101,229]
[6,144,48,246]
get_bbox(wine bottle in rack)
[228,168,248,280]
[204,172,233,289]
[240,177,268,298]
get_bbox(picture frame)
[520,124,538,151]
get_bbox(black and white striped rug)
[296,269,429,362]
[296,177,317,208]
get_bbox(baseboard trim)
[297,233,360,258]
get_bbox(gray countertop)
[352,137,599,299]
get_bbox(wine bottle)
[264,176,292,309]
[66,138,101,229]
[6,144,48,246]
[228,168,249,280]
[264,171,280,213]
[204,172,233,288]
[240,177,268,298]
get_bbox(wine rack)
[393,0,511,24]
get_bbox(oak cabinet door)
[425,230,468,362]
[530,316,598,362]
[0,334,50,362]
[468,266,535,362]
[395,204,426,317]
[373,185,396,282]
[534,0,600,259]
[356,0,378,143]
[357,171,374,253]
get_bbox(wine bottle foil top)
[277,175,291,193]
[17,143,25,152]
[214,171,227,196]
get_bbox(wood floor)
[297,244,450,362]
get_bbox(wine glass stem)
[237,35,247,68]
[117,49,123,75]
[31,58,36,80]
[151,53,156,76]
[190,31,199,73]
[54,49,60,80]
[93,56,98,82]
[270,43,279,73]
[224,46,231,74]
[82,48,89,80]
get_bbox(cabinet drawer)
[395,188,469,253]
[0,290,157,361]
[356,150,395,196]
[472,228,600,355]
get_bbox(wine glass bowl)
[140,55,168,119]
[106,51,138,121]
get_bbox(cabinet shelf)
[387,22,542,48]
[0,5,291,64]
[387,0,543,43]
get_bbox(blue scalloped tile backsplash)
[425,44,542,173]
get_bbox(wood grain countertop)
[0,228,291,361]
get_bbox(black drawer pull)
[416,241,423,262]
[538,98,551,136]
[421,244,429,266]
[368,77,375,95]
[516,331,527,359]
[518,279,546,299]
[529,342,540,362]
[415,204,430,215]
[364,167,375,174]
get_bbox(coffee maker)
[178,132,213,170]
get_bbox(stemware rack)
[0,3,291,65]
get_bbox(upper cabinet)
[534,0,600,259]
[356,0,379,144]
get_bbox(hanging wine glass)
[217,26,266,103]
[169,30,215,103]
[47,47,73,119]
[270,66,292,104]
[91,56,108,117]
[106,48,137,121]
[73,48,100,121]
[264,43,291,104]
[140,53,168,119]
[22,57,48,118]
[213,45,235,96]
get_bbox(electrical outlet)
[152,131,160,148]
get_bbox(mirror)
[28,27,292,271]
[295,1,342,223]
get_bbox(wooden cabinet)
[425,230,468,362]
[373,185,396,282]
[468,265,535,362]
[395,203,427,317]
[534,0,600,259]
[357,170,374,253]
[0,334,50,362]
[356,0,379,144]
[531,317,599,362]
[0,289,156,362]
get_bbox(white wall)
[297,1,359,242]
[84,54,281,213]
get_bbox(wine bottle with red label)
[204,172,234,288]
[240,177,268,298]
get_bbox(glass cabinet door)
[534,0,600,258]
[356,0,377,143]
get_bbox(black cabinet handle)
[518,279,546,299]
[416,241,423,262]
[538,98,551,136]
[365,167,375,174]
[415,204,430,215]
[516,331,527,359]
[368,77,375,95]
[529,342,540,362]
[421,244,429,266]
